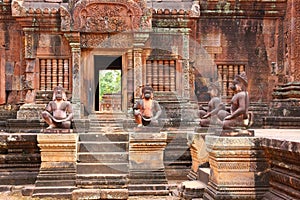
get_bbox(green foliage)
[99,70,121,101]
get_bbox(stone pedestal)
[128,128,168,196]
[203,135,269,200]
[33,133,78,199]
[16,103,46,120]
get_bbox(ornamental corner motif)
[60,6,71,31]
[11,0,27,16]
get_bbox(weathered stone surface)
[0,133,40,186]
[33,133,77,199]
[72,189,101,200]
[203,135,269,200]
[129,131,167,170]
[181,180,206,200]
[129,131,168,195]
[186,131,209,180]
[100,188,129,199]
[164,130,192,181]
[261,137,300,200]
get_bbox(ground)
[0,191,181,200]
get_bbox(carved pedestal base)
[33,133,78,199]
[203,135,269,200]
[16,104,46,120]
[129,130,168,196]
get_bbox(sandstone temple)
[0,0,299,199]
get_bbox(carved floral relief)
[72,1,143,33]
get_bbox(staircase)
[76,112,129,191]
[32,167,76,199]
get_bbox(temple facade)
[0,0,299,122]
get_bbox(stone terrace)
[0,128,298,199]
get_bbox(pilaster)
[133,33,149,99]
[182,29,190,100]
[65,33,81,118]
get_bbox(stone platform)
[255,129,300,200]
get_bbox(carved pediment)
[69,0,145,33]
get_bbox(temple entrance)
[94,56,122,112]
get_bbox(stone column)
[133,48,143,99]
[203,135,269,200]
[133,33,149,99]
[65,33,81,118]
[33,133,78,199]
[182,28,190,100]
[128,128,168,195]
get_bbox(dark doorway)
[94,56,122,111]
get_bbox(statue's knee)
[42,111,49,119]
[62,121,71,129]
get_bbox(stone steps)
[76,120,129,190]
[78,141,128,152]
[79,132,129,141]
[33,191,74,199]
[76,174,128,189]
[129,189,169,196]
[77,163,128,174]
[78,152,128,163]
[35,180,76,187]
[33,186,76,194]
[164,131,192,180]
[33,167,76,198]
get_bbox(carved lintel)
[80,33,133,49]
[72,1,143,33]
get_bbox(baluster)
[46,59,52,91]
[228,65,234,97]
[222,65,228,97]
[146,60,152,85]
[40,59,46,91]
[52,59,58,89]
[164,60,170,91]
[58,59,63,86]
[234,65,239,77]
[63,59,69,90]
[170,60,176,91]
[152,60,158,91]
[158,60,164,91]
[240,65,245,73]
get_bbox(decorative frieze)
[80,33,133,49]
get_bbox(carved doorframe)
[81,49,128,114]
